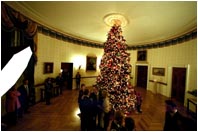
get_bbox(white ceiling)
[4,1,197,46]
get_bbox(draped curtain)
[1,2,38,104]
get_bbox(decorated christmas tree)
[96,23,135,113]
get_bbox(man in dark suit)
[80,89,94,131]
[18,79,30,116]
[75,72,81,90]
[89,86,100,130]
[163,100,184,131]
[45,78,53,105]
[55,73,64,95]
[163,100,197,131]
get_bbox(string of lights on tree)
[96,22,135,114]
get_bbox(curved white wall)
[35,33,197,106]
[129,39,197,107]
[35,33,104,87]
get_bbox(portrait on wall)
[86,56,97,71]
[137,50,147,61]
[152,67,165,76]
[44,62,53,74]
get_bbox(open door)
[171,67,186,104]
[61,63,73,90]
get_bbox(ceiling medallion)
[103,13,128,27]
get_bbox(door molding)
[135,64,149,89]
[167,64,190,101]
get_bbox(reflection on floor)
[3,87,195,131]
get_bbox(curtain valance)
[2,3,37,37]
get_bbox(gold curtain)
[2,2,38,53]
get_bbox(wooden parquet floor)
[3,87,194,131]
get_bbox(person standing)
[76,72,81,90]
[78,84,86,113]
[80,89,93,131]
[136,92,143,113]
[100,90,111,130]
[6,85,21,125]
[45,78,53,105]
[89,86,100,130]
[163,100,184,131]
[108,110,126,131]
[18,79,30,116]
[97,89,104,130]
[56,73,64,95]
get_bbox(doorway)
[61,63,73,90]
[171,67,186,104]
[136,65,148,88]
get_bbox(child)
[136,92,143,113]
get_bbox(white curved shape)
[0,47,32,96]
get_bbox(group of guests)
[45,74,65,105]
[78,84,197,131]
[5,79,31,125]
[78,84,136,131]
[5,76,64,126]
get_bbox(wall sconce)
[78,65,81,70]
[72,55,84,70]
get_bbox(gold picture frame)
[44,62,53,74]
[152,67,165,76]
[137,50,147,61]
[86,56,97,71]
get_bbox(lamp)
[153,79,158,94]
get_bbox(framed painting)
[137,50,147,61]
[152,67,165,76]
[44,62,53,74]
[86,56,97,71]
